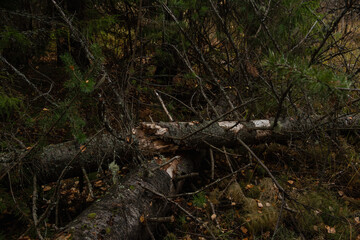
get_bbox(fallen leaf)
[287,180,294,185]
[43,185,52,191]
[263,231,270,238]
[355,217,360,224]
[211,214,216,220]
[338,191,344,197]
[240,226,248,234]
[80,145,87,152]
[54,233,72,240]
[325,225,336,234]
[257,202,264,208]
[140,215,145,223]
[94,180,103,187]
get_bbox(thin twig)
[81,167,94,199]
[210,148,215,180]
[28,129,105,235]
[151,156,180,172]
[139,183,217,240]
[0,55,57,106]
[203,140,242,157]
[155,89,202,119]
[209,201,221,230]
[32,175,44,240]
[145,222,156,240]
[223,146,234,173]
[154,90,174,122]
[160,3,240,117]
[170,99,256,141]
[271,191,285,240]
[309,2,354,66]
[171,164,252,198]
[237,138,286,194]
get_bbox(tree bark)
[54,155,193,240]
[1,116,357,182]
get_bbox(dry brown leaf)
[240,226,248,234]
[325,225,336,234]
[80,145,87,152]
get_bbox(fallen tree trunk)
[0,133,132,183]
[54,155,193,240]
[1,116,358,239]
[1,116,358,182]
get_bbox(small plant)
[163,232,177,240]
[192,192,207,208]
[109,161,120,184]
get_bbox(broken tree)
[1,115,351,239]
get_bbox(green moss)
[87,213,97,219]
[163,233,176,240]
[293,189,355,239]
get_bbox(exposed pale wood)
[1,115,358,183]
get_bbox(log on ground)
[54,155,193,240]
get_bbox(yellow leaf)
[287,180,294,185]
[43,186,52,192]
[140,215,145,223]
[43,108,49,111]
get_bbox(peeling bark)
[1,116,358,182]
